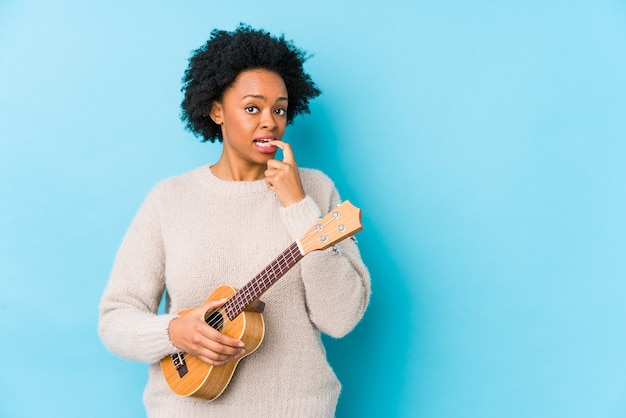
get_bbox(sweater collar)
[195,164,272,196]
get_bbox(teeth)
[254,139,273,147]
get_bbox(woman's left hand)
[265,140,306,207]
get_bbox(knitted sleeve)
[278,169,371,337]
[98,183,179,363]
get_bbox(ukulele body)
[160,285,265,401]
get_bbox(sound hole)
[204,309,224,332]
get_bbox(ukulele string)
[206,306,226,331]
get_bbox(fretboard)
[224,241,303,320]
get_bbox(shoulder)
[298,167,334,188]
[298,168,341,213]
[143,166,206,206]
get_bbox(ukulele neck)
[223,241,303,320]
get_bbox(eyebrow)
[242,94,288,102]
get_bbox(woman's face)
[211,69,288,169]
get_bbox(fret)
[224,242,303,320]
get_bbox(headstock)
[297,200,363,255]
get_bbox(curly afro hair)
[180,24,321,142]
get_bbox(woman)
[99,24,371,417]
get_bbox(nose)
[260,109,277,130]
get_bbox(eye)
[274,108,287,116]
[245,106,259,114]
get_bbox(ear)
[209,101,223,124]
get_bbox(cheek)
[278,118,288,130]
[225,113,251,130]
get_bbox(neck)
[211,155,266,181]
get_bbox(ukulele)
[160,200,363,401]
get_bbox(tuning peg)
[350,236,358,245]
[332,245,342,256]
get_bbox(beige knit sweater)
[98,165,371,417]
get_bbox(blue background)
[1,1,625,417]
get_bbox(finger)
[196,301,245,348]
[268,140,296,167]
[196,345,245,366]
[197,329,246,365]
[201,339,245,358]
[201,325,245,349]
[265,158,281,171]
[197,350,242,366]
[183,327,245,360]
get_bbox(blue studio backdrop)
[1,1,625,417]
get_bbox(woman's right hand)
[167,298,245,366]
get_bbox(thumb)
[196,298,228,328]
[202,297,228,311]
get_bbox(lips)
[253,137,277,153]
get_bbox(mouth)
[253,137,276,149]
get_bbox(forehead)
[226,69,288,99]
